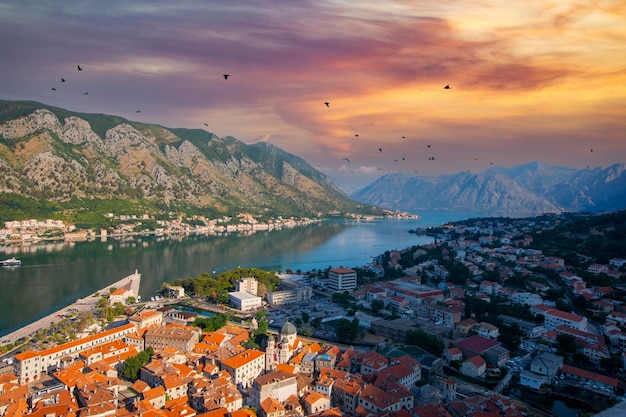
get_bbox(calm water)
[0,210,478,337]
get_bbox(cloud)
[250,133,270,144]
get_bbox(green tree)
[371,299,384,316]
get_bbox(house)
[303,392,331,415]
[474,322,500,339]
[250,370,297,408]
[460,356,486,378]
[220,349,266,389]
[260,397,286,417]
[519,353,563,390]
[456,318,477,335]
[443,348,463,365]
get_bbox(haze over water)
[0,210,478,337]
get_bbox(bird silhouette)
[402,157,405,161]
[77,65,83,71]
[51,88,56,91]
[378,148,383,153]
[135,110,141,113]
[204,123,209,127]
[444,84,450,89]
[61,78,66,82]
[83,92,89,95]
[223,74,230,79]
[427,144,431,148]
[355,134,359,137]
[394,159,398,162]
[324,102,330,107]
[590,149,593,152]
[342,158,350,163]
[401,136,405,139]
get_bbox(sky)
[1,0,625,191]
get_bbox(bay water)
[0,210,479,337]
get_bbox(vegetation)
[406,328,444,357]
[120,347,155,381]
[192,314,228,331]
[168,267,279,304]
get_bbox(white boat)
[0,257,21,267]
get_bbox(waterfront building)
[13,323,135,385]
[328,268,357,293]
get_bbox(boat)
[0,257,21,267]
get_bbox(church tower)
[265,335,277,370]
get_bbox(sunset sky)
[1,0,625,190]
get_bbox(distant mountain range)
[351,161,626,214]
[0,100,378,219]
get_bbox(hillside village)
[1,211,626,416]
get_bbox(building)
[543,308,588,332]
[228,291,263,312]
[328,268,357,293]
[128,310,164,330]
[221,349,266,389]
[251,369,297,408]
[267,286,313,306]
[460,356,486,378]
[236,277,259,295]
[13,323,135,385]
[266,321,302,370]
[144,325,201,352]
[519,352,563,389]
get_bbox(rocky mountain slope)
[352,161,626,214]
[0,100,373,218]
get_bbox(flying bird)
[342,158,350,163]
[354,134,359,137]
[394,159,398,162]
[378,148,383,153]
[223,74,230,79]
[444,84,450,89]
[51,88,56,91]
[77,65,83,71]
[590,149,593,152]
[427,144,431,148]
[204,123,209,127]
[324,102,330,107]
[135,110,141,113]
[402,157,405,161]
[61,78,66,82]
[83,92,89,95]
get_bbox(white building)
[229,291,263,312]
[328,268,357,293]
[267,286,312,306]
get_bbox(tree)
[556,334,577,356]
[120,348,153,381]
[301,311,310,323]
[371,299,384,316]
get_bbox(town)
[0,210,418,245]
[1,210,626,417]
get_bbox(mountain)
[0,100,377,220]
[352,162,626,214]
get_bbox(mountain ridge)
[0,99,378,221]
[351,162,626,214]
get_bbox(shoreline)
[0,271,141,348]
